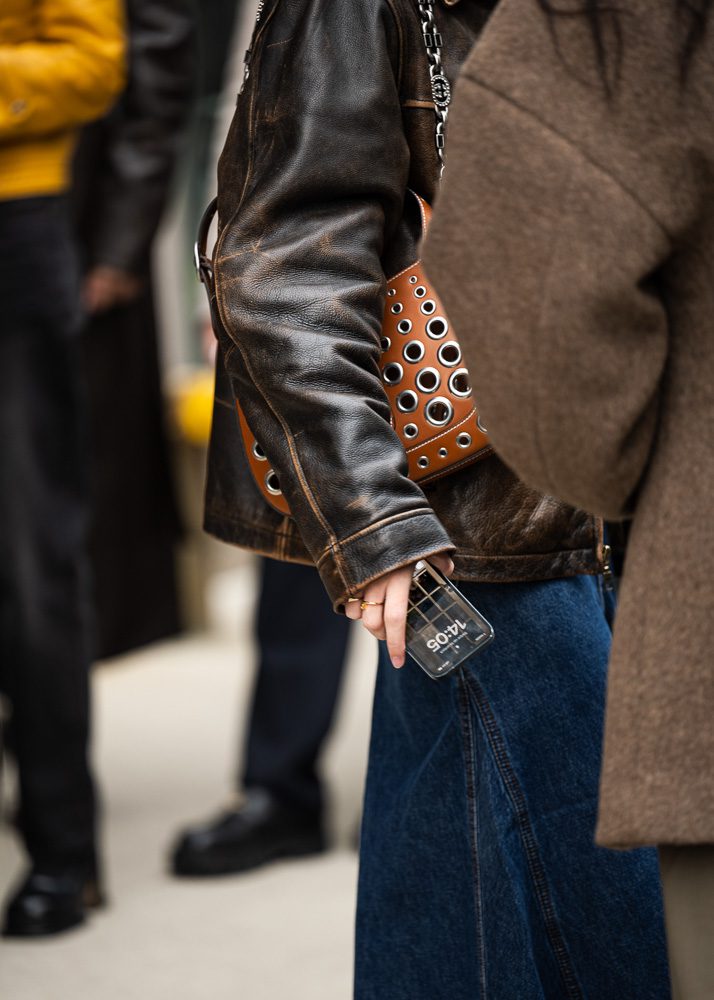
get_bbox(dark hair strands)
[537,0,713,91]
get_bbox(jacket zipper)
[602,544,616,592]
[241,1,266,94]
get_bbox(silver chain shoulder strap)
[416,1,452,175]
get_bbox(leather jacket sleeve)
[80,0,195,274]
[214,0,454,607]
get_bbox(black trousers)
[0,197,97,876]
[242,558,351,815]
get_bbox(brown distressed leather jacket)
[204,0,603,609]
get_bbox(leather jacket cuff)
[317,510,455,612]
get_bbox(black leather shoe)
[2,870,105,938]
[170,788,326,877]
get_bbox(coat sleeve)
[423,73,672,521]
[80,0,194,274]
[214,0,454,606]
[0,0,126,139]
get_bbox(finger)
[384,571,412,669]
[345,598,363,622]
[431,553,455,577]
[360,584,387,642]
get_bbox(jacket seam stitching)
[384,0,405,93]
[455,545,598,563]
[457,676,488,998]
[316,507,439,566]
[215,330,350,592]
[462,671,584,999]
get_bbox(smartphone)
[405,561,495,680]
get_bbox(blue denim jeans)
[355,575,671,1000]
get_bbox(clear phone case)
[405,561,495,680]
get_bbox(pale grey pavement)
[0,560,377,1000]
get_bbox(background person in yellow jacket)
[0,0,125,937]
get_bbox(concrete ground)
[0,560,377,1000]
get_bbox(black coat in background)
[73,0,195,658]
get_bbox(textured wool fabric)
[424,0,714,846]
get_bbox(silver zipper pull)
[239,47,252,95]
[239,2,266,96]
[602,544,616,592]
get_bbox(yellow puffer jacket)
[0,0,126,200]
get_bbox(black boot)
[170,788,326,877]
[2,869,105,938]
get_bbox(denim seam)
[462,672,584,1000]
[458,674,488,1000]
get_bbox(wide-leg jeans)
[356,575,671,1000]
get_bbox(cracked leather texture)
[204,0,600,608]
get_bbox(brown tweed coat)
[424,0,714,847]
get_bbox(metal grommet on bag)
[425,397,453,427]
[426,317,448,339]
[415,367,440,394]
[382,362,403,386]
[437,341,460,366]
[449,369,471,397]
[265,470,282,495]
[397,390,419,413]
[403,341,425,364]
[404,423,419,440]
[252,441,267,462]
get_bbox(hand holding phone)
[405,562,495,680]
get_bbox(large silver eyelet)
[417,456,430,469]
[425,397,454,427]
[437,341,460,366]
[477,414,489,435]
[414,285,427,298]
[426,317,448,339]
[397,318,413,335]
[420,299,437,316]
[396,390,419,413]
[380,336,391,351]
[415,367,441,394]
[457,433,472,449]
[403,340,425,364]
[252,441,267,462]
[403,423,419,440]
[265,470,282,496]
[391,302,403,315]
[449,368,472,397]
[382,362,403,386]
